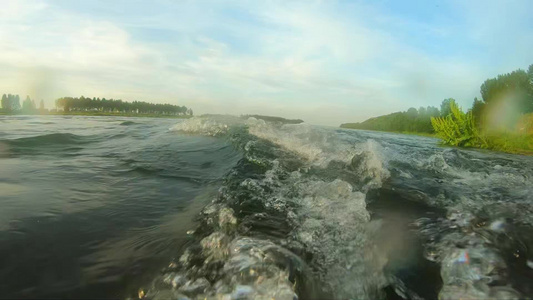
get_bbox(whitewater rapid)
[140,116,532,300]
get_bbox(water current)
[0,115,532,299]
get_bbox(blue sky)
[0,0,531,125]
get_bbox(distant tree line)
[341,64,533,136]
[340,105,442,133]
[1,94,46,113]
[1,94,21,112]
[55,96,192,115]
[1,94,192,116]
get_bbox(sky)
[0,0,531,125]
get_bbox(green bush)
[431,100,487,148]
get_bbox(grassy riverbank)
[340,126,437,138]
[342,64,533,156]
[481,133,533,155]
[341,124,533,155]
[399,131,437,138]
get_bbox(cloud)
[0,0,531,125]
[0,1,163,103]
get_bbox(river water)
[0,115,531,299]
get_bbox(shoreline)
[339,127,437,138]
[0,111,193,119]
[340,127,533,156]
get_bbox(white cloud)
[0,0,530,125]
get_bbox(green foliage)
[469,97,485,124]
[480,67,533,113]
[46,110,192,119]
[440,98,455,117]
[482,133,533,155]
[55,96,190,115]
[341,105,440,133]
[431,100,487,148]
[341,64,533,155]
[1,94,7,111]
[22,95,37,113]
[2,93,192,116]
[1,94,21,112]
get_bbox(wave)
[4,133,95,147]
[145,115,533,299]
[28,121,56,125]
[146,116,393,299]
[117,165,207,184]
[0,133,98,158]
[170,116,237,137]
[384,147,533,298]
[120,121,139,126]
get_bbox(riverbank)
[0,111,193,119]
[481,133,533,155]
[341,126,533,155]
[340,126,436,138]
[398,131,437,138]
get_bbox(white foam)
[288,179,387,298]
[170,116,240,136]
[246,118,353,166]
[171,116,390,191]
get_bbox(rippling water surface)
[0,116,241,298]
[0,115,532,299]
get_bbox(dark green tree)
[480,69,532,113]
[440,98,455,117]
[427,106,440,117]
[54,96,189,115]
[1,94,7,111]
[407,107,418,118]
[22,96,35,112]
[341,106,435,133]
[13,95,21,111]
